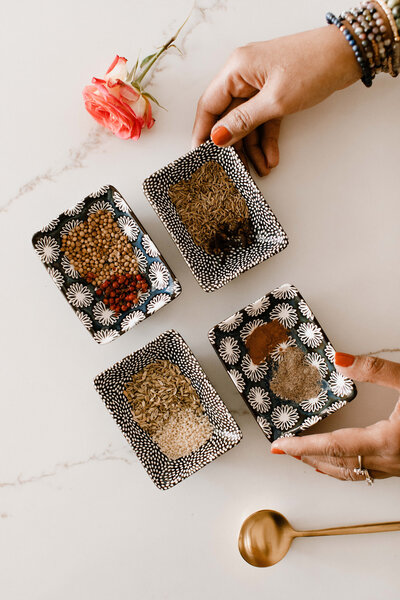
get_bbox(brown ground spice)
[168,161,253,257]
[246,321,288,365]
[270,346,322,402]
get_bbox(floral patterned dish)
[208,283,357,442]
[94,330,242,489]
[142,140,288,292]
[32,185,181,344]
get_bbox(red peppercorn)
[96,288,102,295]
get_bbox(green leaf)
[142,91,167,111]
[140,53,157,69]
[131,81,142,92]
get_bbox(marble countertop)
[2,0,400,598]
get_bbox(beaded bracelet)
[326,12,374,85]
[372,0,400,71]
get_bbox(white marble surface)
[2,0,400,598]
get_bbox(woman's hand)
[271,354,400,480]
[192,26,361,176]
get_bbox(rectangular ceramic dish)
[32,185,181,344]
[142,140,288,292]
[208,283,357,441]
[94,329,242,489]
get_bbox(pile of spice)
[95,273,148,314]
[168,161,253,257]
[270,346,322,402]
[60,210,140,287]
[123,360,213,460]
[246,321,289,365]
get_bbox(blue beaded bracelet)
[326,11,374,86]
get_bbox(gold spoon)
[238,510,400,567]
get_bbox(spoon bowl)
[238,510,295,567]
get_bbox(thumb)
[211,89,279,146]
[335,353,400,392]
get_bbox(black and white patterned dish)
[94,330,242,490]
[32,185,181,344]
[208,284,357,442]
[142,140,288,292]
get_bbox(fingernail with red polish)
[335,352,355,367]
[211,126,232,146]
[316,469,325,474]
[271,447,285,454]
[294,456,301,461]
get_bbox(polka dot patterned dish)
[208,284,357,442]
[142,140,289,292]
[93,330,242,490]
[32,185,182,344]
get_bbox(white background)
[1,1,400,598]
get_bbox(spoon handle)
[298,521,400,537]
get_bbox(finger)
[335,353,400,392]
[308,460,390,481]
[243,129,270,176]
[191,72,255,148]
[301,453,398,474]
[210,88,281,147]
[271,426,378,458]
[260,118,281,169]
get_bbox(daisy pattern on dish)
[297,322,323,348]
[87,200,113,214]
[300,390,328,412]
[133,247,148,271]
[257,416,272,440]
[117,216,139,241]
[93,329,119,344]
[208,329,216,345]
[219,337,240,365]
[271,404,299,431]
[248,387,271,412]
[321,400,347,415]
[35,236,60,264]
[40,218,59,233]
[241,355,268,382]
[219,312,243,333]
[304,352,328,377]
[137,290,150,306]
[300,415,321,430]
[244,296,270,317]
[121,310,145,331]
[61,255,79,278]
[239,319,264,341]
[60,219,81,237]
[270,302,298,328]
[47,267,64,290]
[270,337,296,362]
[89,185,109,198]
[142,234,160,258]
[228,369,245,393]
[324,342,336,364]
[148,262,169,290]
[93,302,117,326]
[64,201,85,216]
[329,371,353,397]
[173,280,182,296]
[112,190,130,212]
[298,299,314,320]
[76,310,93,330]
[271,283,298,300]
[66,283,93,308]
[146,293,171,314]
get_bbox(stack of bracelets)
[326,0,400,86]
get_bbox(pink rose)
[83,56,154,140]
